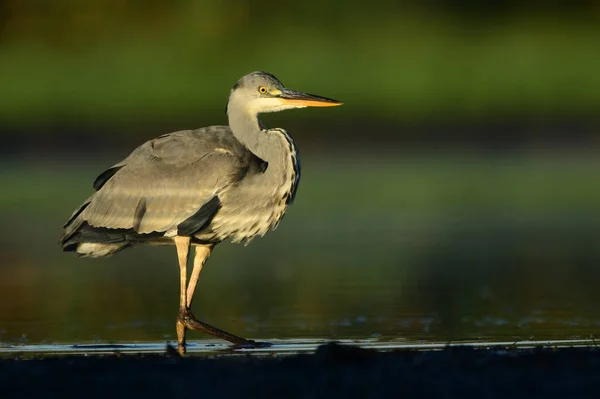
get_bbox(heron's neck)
[227,105,264,155]
[227,102,301,202]
[227,102,295,166]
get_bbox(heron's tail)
[61,196,130,257]
[63,241,131,257]
[61,210,164,258]
[61,222,132,257]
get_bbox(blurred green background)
[1,1,599,346]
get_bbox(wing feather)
[75,128,249,235]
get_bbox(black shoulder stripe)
[177,196,221,236]
[93,166,123,191]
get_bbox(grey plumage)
[60,71,342,349]
[62,126,266,252]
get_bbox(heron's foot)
[176,318,187,355]
[177,307,254,346]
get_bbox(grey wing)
[68,130,248,237]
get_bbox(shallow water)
[3,338,599,357]
[1,154,599,347]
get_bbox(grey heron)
[60,71,342,352]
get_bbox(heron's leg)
[176,244,259,346]
[174,236,191,353]
[172,239,266,348]
[185,244,214,309]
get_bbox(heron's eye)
[258,86,268,94]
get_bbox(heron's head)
[228,71,342,115]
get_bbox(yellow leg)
[173,239,256,348]
[186,244,213,309]
[174,236,191,353]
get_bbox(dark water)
[1,153,599,346]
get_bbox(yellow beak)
[278,89,343,107]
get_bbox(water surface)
[1,153,599,346]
